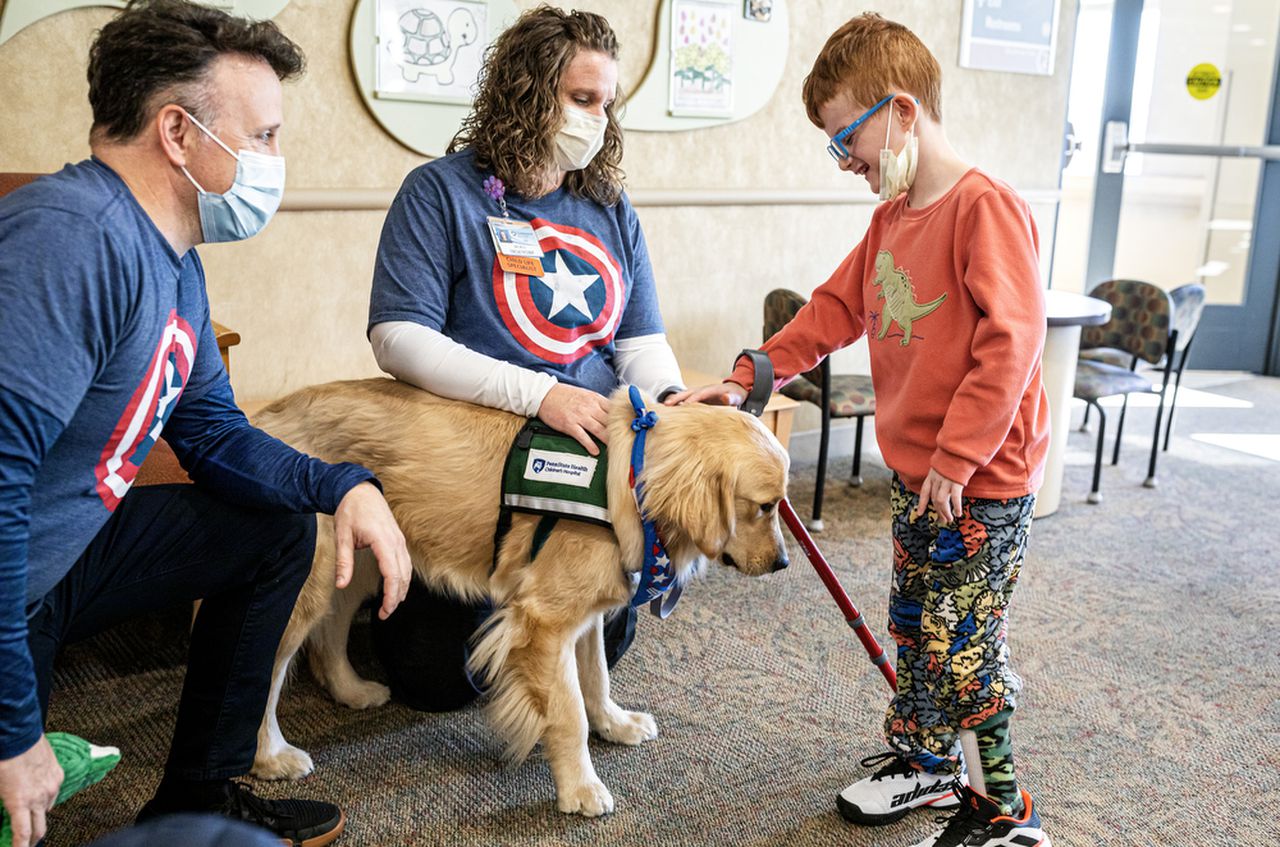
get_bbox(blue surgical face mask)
[179,110,285,243]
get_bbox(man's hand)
[537,383,610,455]
[0,735,62,847]
[334,481,411,620]
[913,468,964,524]
[664,382,746,407]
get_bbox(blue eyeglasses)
[826,94,896,164]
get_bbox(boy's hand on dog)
[538,384,610,455]
[0,734,62,847]
[913,468,964,524]
[665,382,746,407]
[334,481,411,619]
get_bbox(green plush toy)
[1,733,120,847]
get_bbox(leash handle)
[733,349,774,418]
[649,584,684,619]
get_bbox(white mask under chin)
[553,106,607,171]
[878,101,918,202]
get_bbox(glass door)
[1054,0,1280,373]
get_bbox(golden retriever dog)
[248,378,789,816]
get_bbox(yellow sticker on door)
[1186,63,1222,100]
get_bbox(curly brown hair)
[88,0,305,142]
[448,6,624,206]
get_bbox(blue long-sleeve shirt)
[0,158,374,760]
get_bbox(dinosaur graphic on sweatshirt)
[873,250,946,346]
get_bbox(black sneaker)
[836,751,964,825]
[911,782,1051,847]
[137,780,345,847]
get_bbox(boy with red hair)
[672,13,1052,847]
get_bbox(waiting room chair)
[1080,283,1206,453]
[1073,280,1177,503]
[764,288,875,532]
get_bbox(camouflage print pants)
[883,476,1036,775]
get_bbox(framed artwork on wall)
[374,0,488,104]
[669,0,735,118]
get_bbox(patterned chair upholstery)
[1079,282,1206,451]
[764,288,876,532]
[1073,280,1178,503]
[1080,282,1206,366]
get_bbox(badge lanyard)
[483,175,544,278]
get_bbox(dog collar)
[627,386,682,618]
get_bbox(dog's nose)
[771,552,789,572]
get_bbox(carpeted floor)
[47,374,1280,847]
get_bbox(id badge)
[487,216,545,277]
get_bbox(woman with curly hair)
[365,6,681,711]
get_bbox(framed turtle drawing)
[375,0,487,104]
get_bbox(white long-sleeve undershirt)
[369,321,684,418]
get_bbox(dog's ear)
[682,467,737,559]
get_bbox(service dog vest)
[493,402,683,617]
[493,419,609,566]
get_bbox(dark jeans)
[26,484,315,781]
[371,578,637,712]
[86,814,277,847]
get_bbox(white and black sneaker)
[912,783,1051,847]
[836,752,965,825]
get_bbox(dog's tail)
[468,607,546,764]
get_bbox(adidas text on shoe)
[912,785,1051,847]
[836,752,965,826]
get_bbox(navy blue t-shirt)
[369,149,665,395]
[0,158,373,759]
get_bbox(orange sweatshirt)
[731,169,1050,499]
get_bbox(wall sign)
[0,0,290,45]
[959,0,1059,76]
[1185,63,1222,100]
[743,0,771,23]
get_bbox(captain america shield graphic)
[492,218,624,364]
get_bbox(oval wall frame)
[350,0,788,158]
[349,0,522,159]
[0,0,291,45]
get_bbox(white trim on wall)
[279,187,1062,211]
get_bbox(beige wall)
[0,0,1077,434]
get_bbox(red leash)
[778,498,897,691]
[733,348,897,693]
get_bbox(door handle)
[1103,119,1280,173]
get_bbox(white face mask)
[879,101,918,202]
[553,105,607,171]
[179,110,286,243]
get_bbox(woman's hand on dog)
[333,481,411,619]
[664,382,746,407]
[537,383,610,455]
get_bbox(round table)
[1035,290,1112,518]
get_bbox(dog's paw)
[556,778,615,817]
[330,679,391,710]
[593,708,658,746]
[251,744,315,781]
